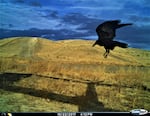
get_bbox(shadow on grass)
[0,72,119,112]
[0,72,32,85]
[110,54,132,63]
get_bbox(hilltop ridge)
[0,37,149,66]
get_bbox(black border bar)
[1,112,150,116]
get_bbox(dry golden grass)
[0,37,150,112]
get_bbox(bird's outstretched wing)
[96,20,132,41]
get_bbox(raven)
[92,20,132,58]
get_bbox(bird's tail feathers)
[113,41,128,48]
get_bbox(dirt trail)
[20,37,38,57]
[28,37,38,57]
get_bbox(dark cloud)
[143,0,150,7]
[61,13,104,36]
[10,0,42,7]
[129,15,150,23]
[41,10,59,19]
[29,1,42,7]
[12,0,25,3]
[62,13,88,25]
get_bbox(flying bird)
[92,20,132,58]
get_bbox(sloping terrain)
[0,37,149,76]
[0,37,150,112]
[0,37,149,65]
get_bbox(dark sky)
[0,0,150,50]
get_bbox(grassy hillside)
[0,37,150,112]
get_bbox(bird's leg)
[103,49,110,58]
[103,52,107,58]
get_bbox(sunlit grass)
[0,37,150,112]
[0,90,78,112]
